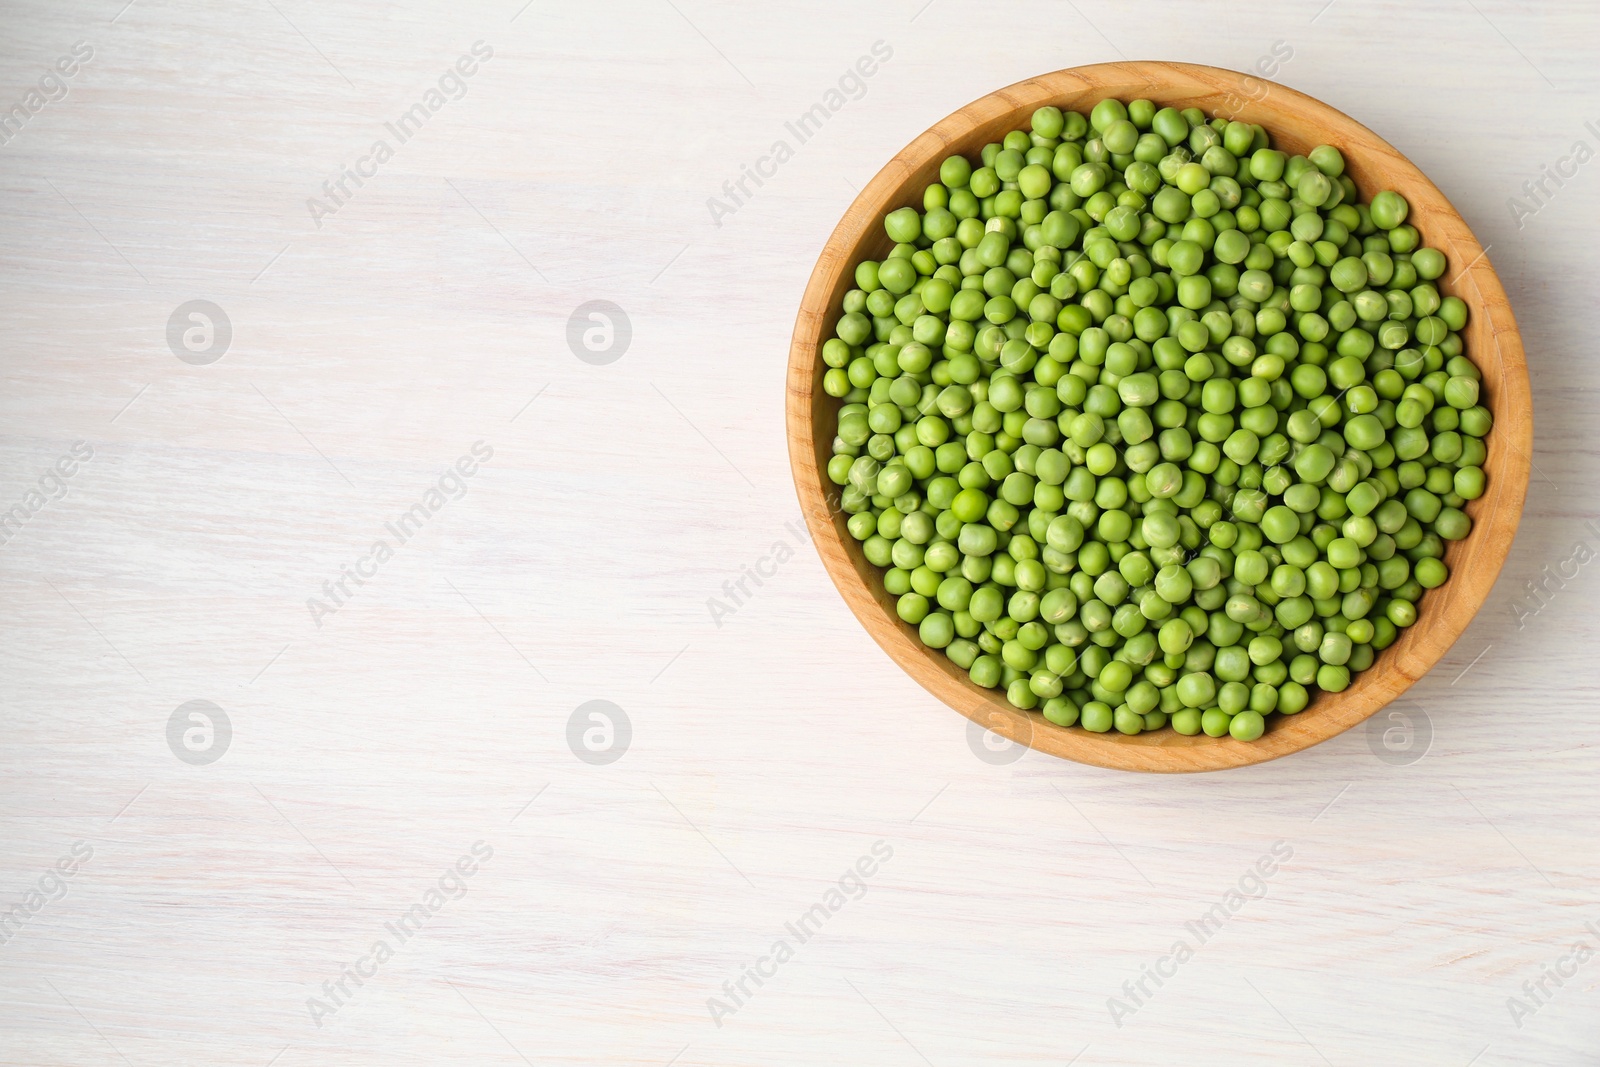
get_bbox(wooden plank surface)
[1,1,1596,1064]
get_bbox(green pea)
[1040,695,1079,726]
[1318,631,1353,666]
[1443,375,1479,410]
[1256,505,1297,545]
[1315,663,1351,692]
[969,655,1001,688]
[1176,671,1216,708]
[1404,246,1441,279]
[1343,414,1386,451]
[1080,701,1114,732]
[1294,443,1336,483]
[1368,190,1409,229]
[1329,256,1368,293]
[1006,678,1039,709]
[1228,709,1265,741]
[1165,708,1199,735]
[1157,616,1193,654]
[1435,507,1471,541]
[919,612,955,648]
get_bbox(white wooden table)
[2,1,1597,1063]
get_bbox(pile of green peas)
[822,97,1492,742]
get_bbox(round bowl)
[786,62,1532,772]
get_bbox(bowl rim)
[786,61,1532,772]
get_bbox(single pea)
[1176,671,1217,708]
[1319,631,1353,666]
[1260,505,1300,544]
[1309,144,1345,177]
[1443,376,1479,409]
[968,585,1004,623]
[941,154,974,188]
[896,592,930,624]
[1411,247,1445,280]
[1081,701,1114,732]
[919,612,955,648]
[1435,507,1471,541]
[1369,190,1409,229]
[1031,106,1066,139]
[1387,599,1417,627]
[1006,678,1039,709]
[1167,708,1201,735]
[884,207,922,244]
[969,655,1001,688]
[1139,510,1178,549]
[1330,256,1368,293]
[1042,695,1080,727]
[1454,466,1485,500]
[1297,169,1332,207]
[1294,443,1336,484]
[1315,663,1351,692]
[950,487,989,523]
[1229,710,1265,741]
[1094,661,1131,695]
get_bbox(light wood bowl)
[786,62,1532,772]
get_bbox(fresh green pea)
[1228,709,1265,741]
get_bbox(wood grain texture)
[788,62,1532,772]
[2,1,1598,1065]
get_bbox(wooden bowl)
[786,62,1532,772]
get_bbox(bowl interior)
[787,62,1531,772]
